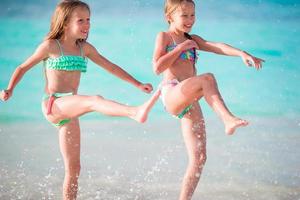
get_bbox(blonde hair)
[45,0,90,42]
[164,0,195,24]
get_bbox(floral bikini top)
[45,39,87,72]
[166,34,198,63]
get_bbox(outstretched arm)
[84,42,152,93]
[192,35,264,70]
[153,32,199,75]
[1,41,49,101]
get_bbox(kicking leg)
[45,90,160,124]
[165,73,248,135]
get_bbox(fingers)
[1,90,7,101]
[257,60,262,69]
[148,86,153,93]
[254,57,264,70]
[142,84,153,93]
[245,57,254,68]
[250,58,260,70]
[1,90,11,101]
[246,56,264,70]
[190,40,199,49]
[183,40,198,50]
[144,88,152,93]
[246,59,253,67]
[146,84,153,91]
[0,91,4,100]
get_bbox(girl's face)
[169,2,195,33]
[65,7,90,40]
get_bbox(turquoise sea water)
[0,0,299,123]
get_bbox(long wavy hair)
[45,0,90,43]
[164,0,195,24]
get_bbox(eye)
[78,19,84,23]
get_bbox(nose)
[84,21,90,29]
[188,16,195,23]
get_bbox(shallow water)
[0,117,299,199]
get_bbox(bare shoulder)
[80,41,97,56]
[155,31,173,49]
[156,31,168,38]
[80,41,94,49]
[39,39,61,56]
[156,31,172,43]
[43,39,59,49]
[37,40,51,51]
[30,39,58,59]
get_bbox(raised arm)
[84,42,152,93]
[153,32,199,75]
[1,40,50,101]
[192,35,264,69]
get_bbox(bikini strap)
[78,42,84,57]
[167,32,177,45]
[55,39,64,56]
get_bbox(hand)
[178,40,199,52]
[138,83,153,94]
[1,89,12,101]
[241,52,265,70]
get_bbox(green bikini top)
[45,39,87,72]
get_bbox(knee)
[90,95,104,102]
[202,73,215,82]
[89,95,104,109]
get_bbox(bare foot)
[225,117,249,135]
[131,89,161,123]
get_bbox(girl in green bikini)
[0,0,159,199]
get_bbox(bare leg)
[58,118,81,200]
[43,90,161,124]
[164,73,248,135]
[179,103,207,200]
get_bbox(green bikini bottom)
[43,92,73,127]
[176,104,193,119]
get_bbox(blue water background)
[0,0,299,123]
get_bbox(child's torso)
[163,33,198,81]
[44,39,87,94]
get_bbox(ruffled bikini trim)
[46,56,88,72]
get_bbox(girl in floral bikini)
[153,0,264,199]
